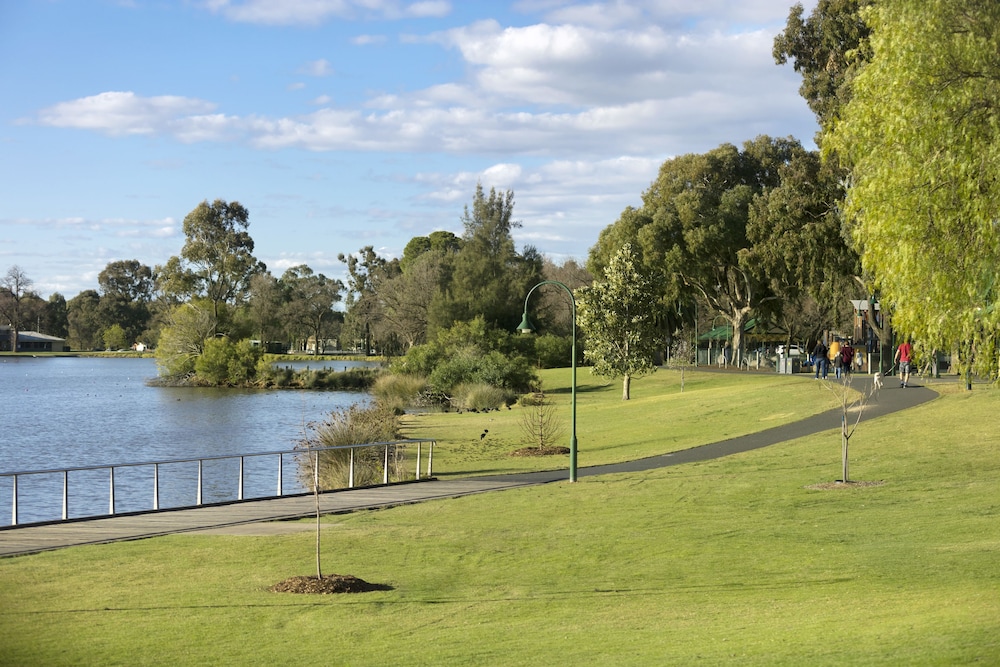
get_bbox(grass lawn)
[1,376,997,665]
[402,367,846,476]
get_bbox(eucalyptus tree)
[593,137,807,365]
[773,0,873,139]
[279,265,344,355]
[246,272,285,346]
[337,246,400,354]
[376,250,442,350]
[97,259,154,346]
[160,199,265,334]
[827,0,1000,379]
[67,290,103,351]
[577,243,661,400]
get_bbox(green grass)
[1,377,998,665]
[403,367,846,475]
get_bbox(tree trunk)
[622,373,631,401]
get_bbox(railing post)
[383,445,389,485]
[416,442,421,480]
[277,452,283,497]
[427,441,434,478]
[62,470,69,520]
[153,463,160,510]
[11,475,18,526]
[196,459,203,506]
[349,448,355,488]
[109,467,116,516]
[238,456,244,501]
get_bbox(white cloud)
[301,59,334,77]
[203,0,452,25]
[37,92,215,136]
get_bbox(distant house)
[0,325,69,352]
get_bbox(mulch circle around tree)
[510,446,571,457]
[805,480,886,490]
[269,574,394,595]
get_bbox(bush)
[194,337,264,386]
[532,333,573,369]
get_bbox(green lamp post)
[518,280,578,482]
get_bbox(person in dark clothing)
[812,340,828,379]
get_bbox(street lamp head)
[517,312,535,334]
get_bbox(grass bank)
[402,367,846,476]
[1,380,997,665]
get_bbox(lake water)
[0,356,376,525]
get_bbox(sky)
[0,0,818,300]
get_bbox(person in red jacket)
[894,338,913,388]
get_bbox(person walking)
[894,338,913,387]
[829,337,843,379]
[840,340,855,379]
[812,339,828,379]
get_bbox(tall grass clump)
[451,382,513,412]
[297,402,402,489]
[371,373,428,411]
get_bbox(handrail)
[1,439,436,527]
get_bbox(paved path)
[0,376,937,558]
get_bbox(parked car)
[776,344,804,357]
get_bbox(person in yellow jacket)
[828,338,843,379]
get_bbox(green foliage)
[396,316,537,394]
[828,0,1000,379]
[578,243,660,400]
[773,0,873,133]
[194,337,264,386]
[155,302,215,377]
[101,323,127,350]
[431,183,543,331]
[531,333,573,369]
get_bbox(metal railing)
[1,439,435,527]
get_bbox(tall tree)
[827,0,1000,379]
[0,266,34,352]
[594,137,804,364]
[67,290,103,351]
[164,200,264,333]
[97,260,154,345]
[279,265,344,355]
[577,243,661,400]
[438,184,542,330]
[773,0,873,138]
[337,246,400,354]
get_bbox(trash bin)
[777,355,801,374]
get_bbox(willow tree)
[577,243,660,401]
[828,0,1000,380]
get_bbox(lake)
[0,356,376,525]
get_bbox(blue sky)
[0,0,818,299]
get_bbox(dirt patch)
[269,574,394,594]
[510,446,570,457]
[805,480,886,490]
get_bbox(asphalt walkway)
[0,376,937,558]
